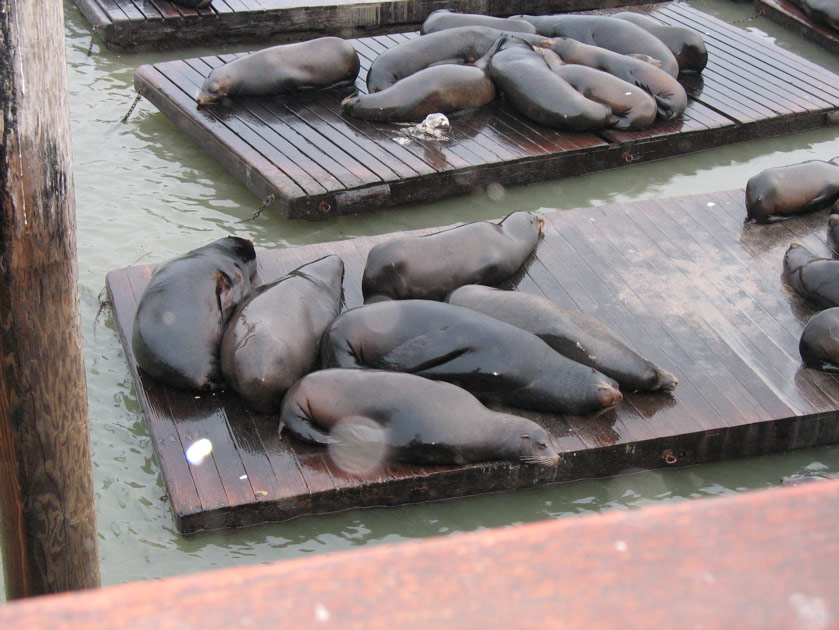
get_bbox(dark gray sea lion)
[362,210,543,301]
[799,307,839,372]
[745,160,839,223]
[783,243,839,308]
[537,48,657,130]
[366,26,547,93]
[279,369,562,467]
[219,255,344,414]
[788,0,839,31]
[341,37,499,122]
[132,237,257,390]
[421,9,538,35]
[489,37,612,131]
[321,299,623,415]
[197,37,360,105]
[519,14,680,78]
[446,285,678,392]
[612,11,708,74]
[544,37,687,120]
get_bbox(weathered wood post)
[0,0,101,598]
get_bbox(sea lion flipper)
[379,328,470,372]
[281,414,335,445]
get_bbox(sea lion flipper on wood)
[279,415,336,445]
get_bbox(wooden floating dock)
[133,3,839,220]
[75,0,641,51]
[2,479,837,628]
[106,189,839,534]
[756,0,839,54]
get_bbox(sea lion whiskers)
[520,453,562,467]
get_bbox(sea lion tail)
[341,93,360,110]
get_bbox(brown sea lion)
[745,160,839,223]
[446,285,678,392]
[365,26,547,93]
[543,37,687,120]
[518,14,680,78]
[132,236,257,390]
[197,37,360,105]
[362,210,543,301]
[537,48,657,130]
[783,243,839,308]
[612,11,708,74]
[421,9,538,35]
[219,255,344,414]
[320,299,622,415]
[279,369,562,467]
[341,37,500,122]
[489,36,613,131]
[799,307,839,372]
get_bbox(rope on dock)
[728,8,765,24]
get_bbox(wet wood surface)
[1,479,837,628]
[757,0,839,54]
[75,0,640,51]
[133,3,839,219]
[105,190,839,534]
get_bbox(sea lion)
[421,9,538,35]
[279,368,562,467]
[132,236,257,390]
[362,210,543,301]
[537,48,657,130]
[543,37,687,120]
[446,285,678,392]
[612,11,708,74]
[783,243,839,308]
[489,36,612,131]
[366,26,547,93]
[219,255,344,414]
[341,37,499,122]
[828,214,839,244]
[197,37,360,105]
[788,0,839,32]
[745,160,839,223]
[519,14,680,78]
[320,299,623,415]
[799,307,839,372]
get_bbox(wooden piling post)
[0,0,101,598]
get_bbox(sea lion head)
[517,426,561,467]
[197,73,235,106]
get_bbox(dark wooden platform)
[76,0,641,51]
[133,3,839,220]
[105,189,839,534]
[756,0,839,54]
[2,480,837,627]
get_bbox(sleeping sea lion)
[612,11,708,74]
[220,255,344,413]
[197,37,360,105]
[132,236,257,390]
[362,210,543,301]
[421,9,538,35]
[446,285,678,392]
[543,37,687,120]
[783,243,839,308]
[320,299,623,415]
[279,368,562,467]
[799,307,839,372]
[518,14,680,77]
[488,36,612,131]
[788,0,839,32]
[745,160,839,223]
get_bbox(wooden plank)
[134,5,839,219]
[2,480,837,629]
[105,190,839,533]
[756,0,839,55]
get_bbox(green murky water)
[3,0,839,597]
